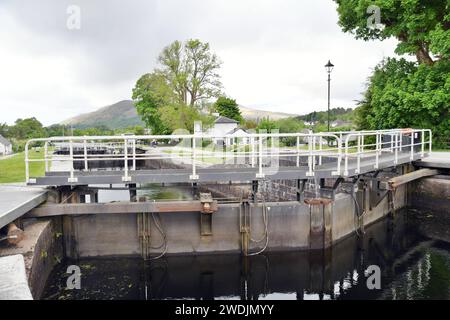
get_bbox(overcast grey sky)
[0,0,398,126]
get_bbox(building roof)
[0,135,11,146]
[215,116,239,124]
[226,127,249,135]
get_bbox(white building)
[206,116,249,146]
[331,120,352,128]
[0,135,12,155]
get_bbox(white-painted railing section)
[24,129,432,183]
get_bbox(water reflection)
[96,183,194,203]
[42,210,450,300]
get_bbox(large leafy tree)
[335,0,450,147]
[158,39,222,106]
[213,96,243,122]
[133,39,222,133]
[334,0,449,64]
[10,118,46,139]
[356,58,449,147]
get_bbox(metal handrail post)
[361,135,365,155]
[83,137,88,171]
[68,139,78,183]
[375,133,379,169]
[400,131,403,152]
[25,142,30,183]
[318,136,323,166]
[306,135,314,176]
[428,130,432,153]
[356,134,361,174]
[296,136,300,167]
[344,136,350,176]
[421,129,425,157]
[44,142,49,172]
[390,134,394,152]
[394,133,399,164]
[312,136,316,171]
[256,136,264,178]
[334,136,342,175]
[123,138,131,182]
[251,137,255,168]
[132,139,136,171]
[190,135,199,180]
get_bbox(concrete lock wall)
[410,177,450,212]
[63,184,406,258]
[0,219,63,299]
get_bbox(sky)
[0,0,399,126]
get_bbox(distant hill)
[60,100,299,129]
[239,106,298,121]
[60,100,145,129]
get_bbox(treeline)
[296,107,354,123]
[0,117,145,152]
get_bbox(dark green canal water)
[41,205,450,300]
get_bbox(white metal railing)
[24,129,431,183]
[341,128,432,176]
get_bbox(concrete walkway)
[415,151,450,169]
[0,185,48,230]
[0,254,33,300]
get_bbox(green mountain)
[60,100,145,129]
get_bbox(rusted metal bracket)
[200,193,214,236]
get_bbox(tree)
[160,103,214,134]
[257,118,278,132]
[11,118,45,139]
[334,0,449,65]
[356,57,450,148]
[214,96,243,122]
[158,39,222,106]
[132,72,173,134]
[0,123,10,138]
[335,0,450,148]
[133,39,223,133]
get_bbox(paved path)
[415,151,450,169]
[0,254,33,300]
[0,185,48,229]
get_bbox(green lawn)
[0,150,45,183]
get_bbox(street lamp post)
[325,60,334,132]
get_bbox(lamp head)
[325,60,334,73]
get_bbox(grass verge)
[0,150,45,183]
